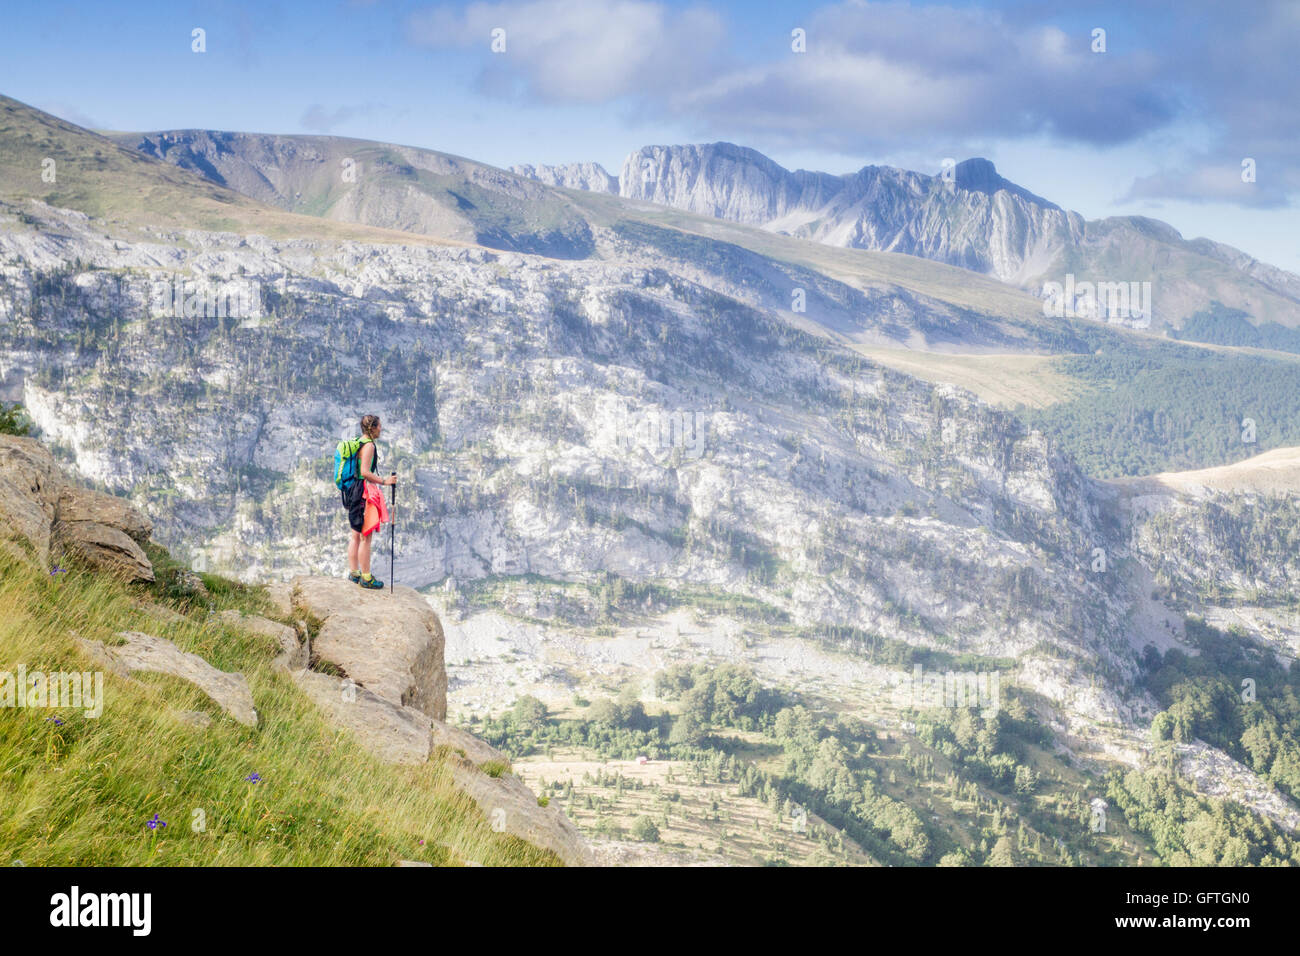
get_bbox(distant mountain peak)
[953,157,1059,209]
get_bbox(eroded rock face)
[54,520,153,583]
[292,576,446,721]
[57,482,153,541]
[293,669,433,765]
[0,435,154,581]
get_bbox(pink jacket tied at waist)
[361,479,390,536]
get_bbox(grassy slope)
[0,95,469,247]
[103,129,592,254]
[0,552,558,866]
[849,347,1088,409]
[1111,445,1300,498]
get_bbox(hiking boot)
[358,574,384,590]
[347,570,362,584]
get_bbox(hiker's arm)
[359,444,380,483]
[359,444,396,485]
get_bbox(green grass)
[0,553,560,866]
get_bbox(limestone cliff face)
[293,575,448,721]
[617,145,1081,286]
[0,202,1164,732]
[509,143,1300,328]
[510,162,618,194]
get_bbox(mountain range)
[3,92,1299,865]
[512,144,1300,331]
[91,124,1300,335]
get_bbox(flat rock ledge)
[78,632,258,727]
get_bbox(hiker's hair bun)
[361,414,381,437]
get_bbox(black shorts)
[342,481,366,533]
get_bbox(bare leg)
[359,532,373,575]
[347,530,360,572]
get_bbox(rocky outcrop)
[282,575,590,863]
[294,666,590,864]
[219,609,308,671]
[292,576,446,720]
[79,631,258,726]
[510,162,618,194]
[294,668,435,764]
[264,582,294,619]
[1178,741,1300,833]
[0,435,153,581]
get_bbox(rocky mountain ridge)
[512,143,1300,330]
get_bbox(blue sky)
[2,0,1296,271]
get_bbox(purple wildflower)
[146,813,167,830]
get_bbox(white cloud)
[404,0,1300,208]
[408,0,727,103]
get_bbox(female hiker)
[343,414,396,589]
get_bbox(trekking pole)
[389,472,397,594]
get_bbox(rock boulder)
[293,669,434,764]
[293,668,591,865]
[0,435,154,582]
[291,576,446,720]
[283,581,591,864]
[81,631,259,726]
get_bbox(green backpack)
[333,436,373,490]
